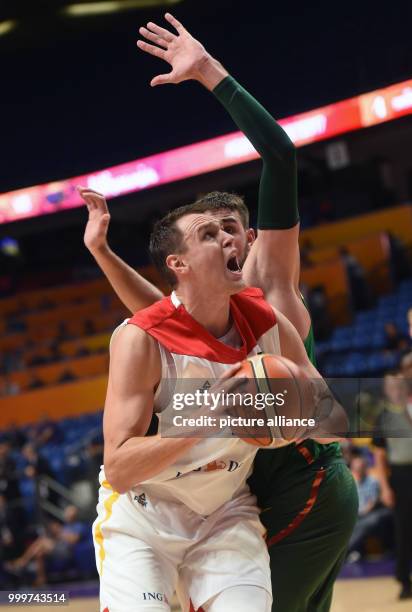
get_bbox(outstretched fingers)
[136,39,166,60]
[164,12,187,35]
[145,21,175,43]
[139,26,169,49]
[77,186,108,213]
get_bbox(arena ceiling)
[1,0,412,195]
[0,0,184,46]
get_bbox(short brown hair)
[189,191,249,228]
[149,204,192,287]
[149,191,249,287]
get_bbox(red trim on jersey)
[266,468,325,548]
[295,442,315,465]
[129,287,276,363]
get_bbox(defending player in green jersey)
[80,13,358,611]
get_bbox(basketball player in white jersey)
[93,203,346,612]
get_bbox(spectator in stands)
[57,369,77,384]
[384,322,410,353]
[4,422,27,451]
[21,443,60,515]
[307,285,332,340]
[22,444,53,481]
[2,349,24,374]
[67,434,104,519]
[75,345,91,358]
[26,372,46,391]
[4,505,86,587]
[84,319,96,336]
[29,414,62,447]
[385,232,411,283]
[5,315,27,334]
[48,343,65,364]
[0,442,20,504]
[0,378,20,397]
[340,439,355,466]
[83,435,103,477]
[339,246,371,310]
[372,371,412,600]
[300,239,315,269]
[27,352,48,368]
[347,454,392,562]
[82,435,103,512]
[401,352,412,392]
[55,322,73,343]
[408,308,412,339]
[0,494,25,565]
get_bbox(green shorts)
[256,453,358,612]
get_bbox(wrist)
[195,54,229,91]
[89,242,111,259]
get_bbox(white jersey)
[127,288,281,516]
[94,288,278,610]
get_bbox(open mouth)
[226,255,242,274]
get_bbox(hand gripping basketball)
[229,354,314,448]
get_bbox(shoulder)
[129,295,174,331]
[110,320,160,369]
[111,320,152,350]
[232,287,276,322]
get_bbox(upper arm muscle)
[275,307,317,377]
[103,324,161,463]
[248,224,301,289]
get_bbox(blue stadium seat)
[342,353,365,376]
[371,333,386,349]
[355,310,375,324]
[73,539,96,576]
[379,295,398,307]
[352,333,371,349]
[18,478,36,515]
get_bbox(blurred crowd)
[0,415,102,588]
[344,367,412,599]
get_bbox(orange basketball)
[230,353,314,447]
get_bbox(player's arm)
[372,443,395,508]
[103,323,199,493]
[79,186,164,313]
[209,59,310,338]
[275,307,348,442]
[136,14,310,338]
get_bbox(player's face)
[171,213,246,293]
[203,209,254,268]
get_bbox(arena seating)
[316,278,412,376]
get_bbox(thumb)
[151,73,174,87]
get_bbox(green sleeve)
[213,76,298,230]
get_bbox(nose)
[221,230,234,249]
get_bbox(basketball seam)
[262,355,303,439]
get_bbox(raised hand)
[137,13,226,89]
[78,186,110,254]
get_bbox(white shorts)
[92,471,271,612]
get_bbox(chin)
[229,279,246,295]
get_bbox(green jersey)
[249,322,342,508]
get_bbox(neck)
[174,286,232,338]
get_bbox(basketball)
[230,353,314,447]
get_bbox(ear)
[246,228,255,247]
[166,253,188,280]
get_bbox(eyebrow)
[219,216,238,223]
[197,220,220,235]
